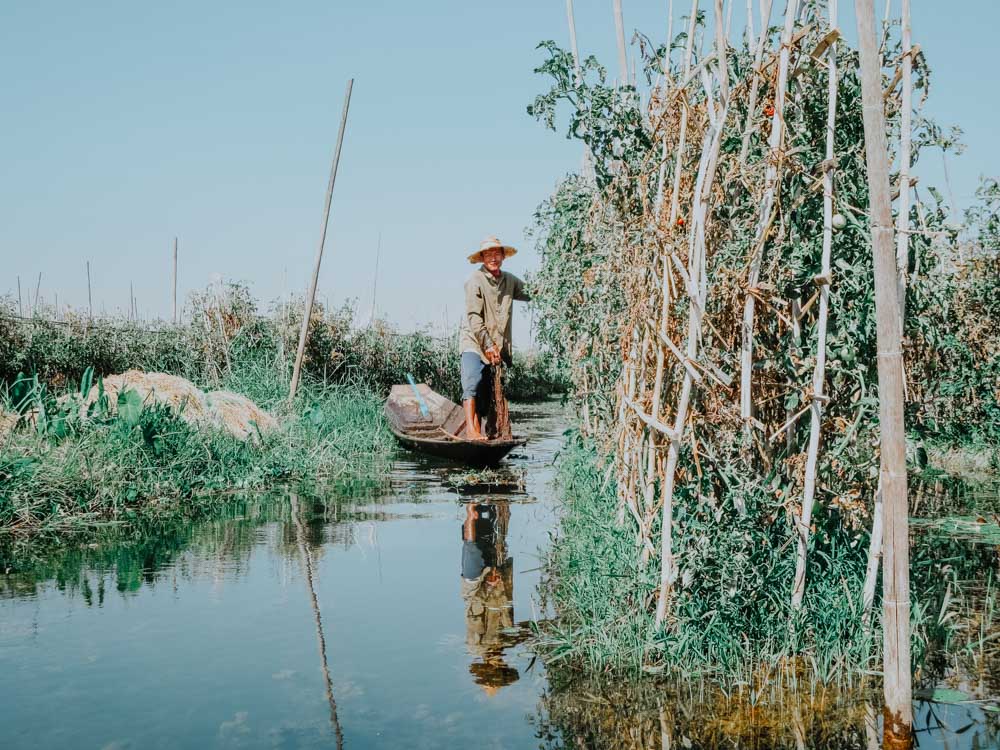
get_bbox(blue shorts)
[461,352,492,401]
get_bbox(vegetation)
[539,437,998,685]
[0,284,565,404]
[0,370,394,559]
[0,283,564,557]
[527,0,999,683]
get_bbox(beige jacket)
[458,266,530,364]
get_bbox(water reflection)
[536,680,1000,750]
[461,501,519,694]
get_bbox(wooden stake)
[289,79,354,402]
[792,0,838,611]
[172,237,179,325]
[855,0,912,741]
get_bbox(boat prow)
[384,383,525,465]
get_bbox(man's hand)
[485,346,502,365]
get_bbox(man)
[459,236,530,441]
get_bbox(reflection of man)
[459,236,531,441]
[460,502,518,695]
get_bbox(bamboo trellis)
[589,0,922,629]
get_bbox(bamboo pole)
[614,0,629,85]
[289,79,354,402]
[855,0,912,741]
[652,0,675,216]
[655,19,731,627]
[739,0,797,425]
[17,276,22,316]
[369,230,381,326]
[791,0,838,611]
[894,0,912,323]
[737,0,774,166]
[34,273,42,315]
[172,237,178,325]
[86,262,93,320]
[566,0,596,183]
[668,0,700,226]
[862,479,884,620]
[566,0,583,82]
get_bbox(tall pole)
[855,0,912,744]
[86,261,93,320]
[369,230,381,326]
[289,78,354,401]
[566,0,595,182]
[17,276,22,317]
[613,0,629,84]
[172,237,178,324]
[566,0,583,82]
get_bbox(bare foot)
[467,430,488,442]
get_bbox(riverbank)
[536,435,1000,690]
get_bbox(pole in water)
[854,0,913,744]
[289,78,354,401]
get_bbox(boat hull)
[383,382,525,466]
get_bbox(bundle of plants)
[527,0,999,678]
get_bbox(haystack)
[83,370,276,441]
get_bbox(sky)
[2,1,997,348]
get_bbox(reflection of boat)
[384,383,525,465]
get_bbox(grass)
[537,435,1000,689]
[0,368,395,562]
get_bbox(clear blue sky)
[2,1,996,344]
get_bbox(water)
[2,402,998,749]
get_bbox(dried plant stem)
[739,0,798,425]
[791,0,837,612]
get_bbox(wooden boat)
[384,382,525,465]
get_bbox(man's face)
[482,247,504,273]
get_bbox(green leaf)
[914,688,971,704]
[118,389,144,427]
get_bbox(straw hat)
[467,236,517,264]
